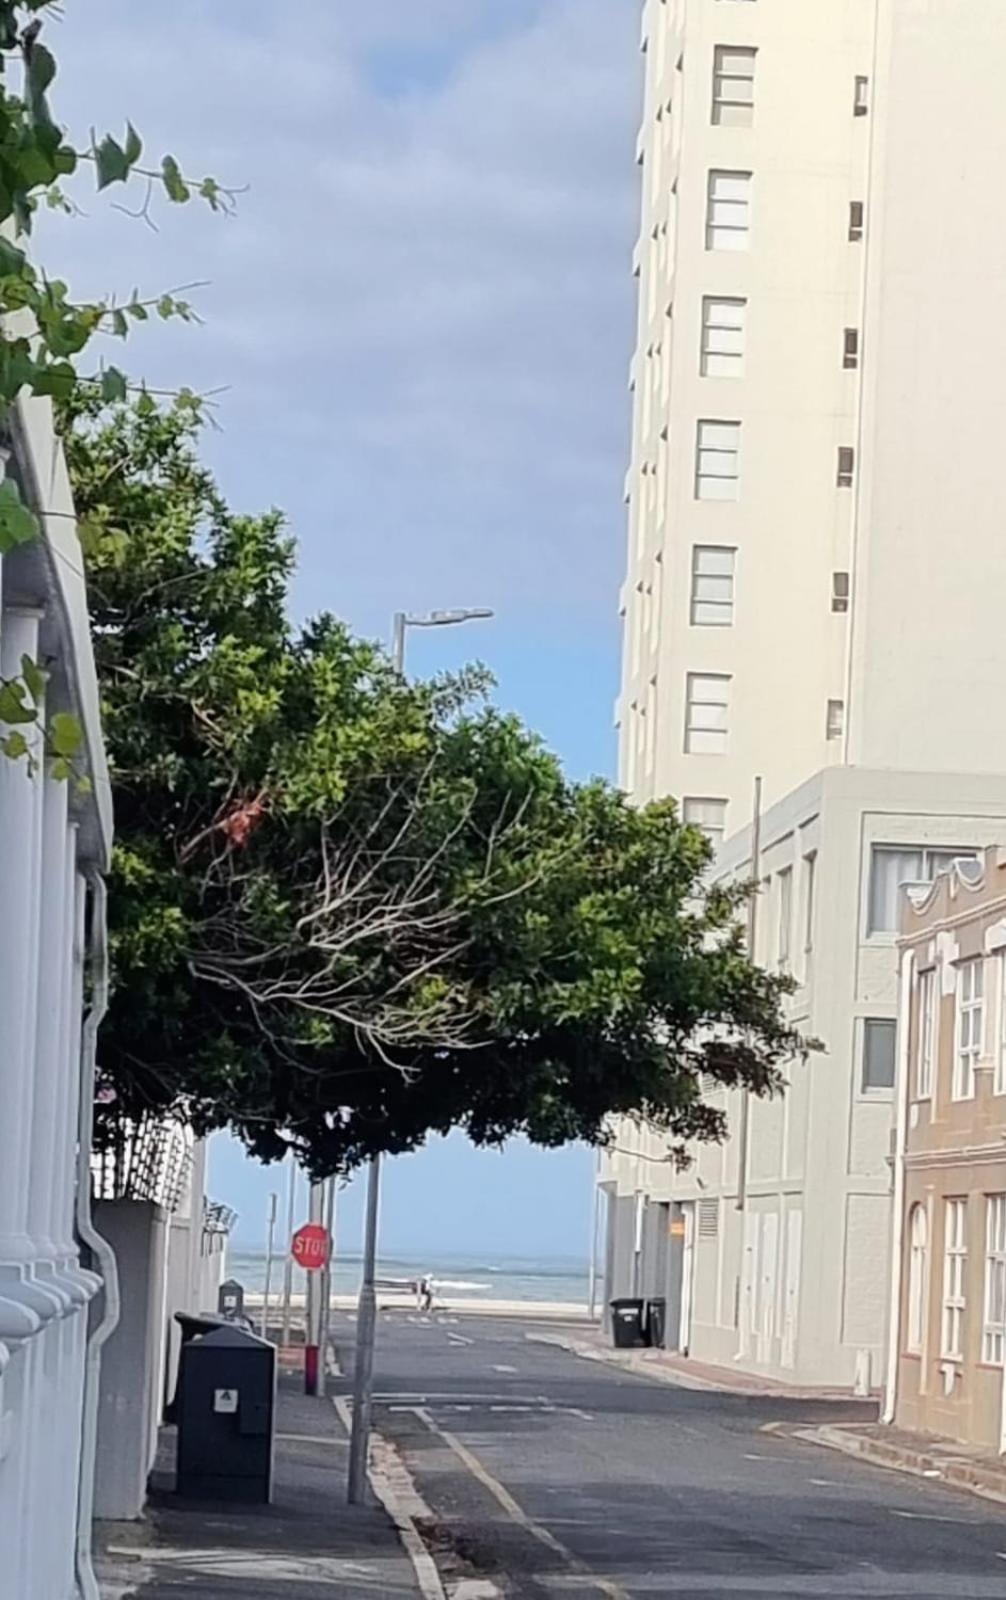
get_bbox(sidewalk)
[798,1419,1006,1505]
[95,1370,423,1598]
[528,1322,879,1403]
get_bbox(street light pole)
[347,605,493,1505]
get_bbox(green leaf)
[161,155,190,204]
[0,480,39,553]
[50,711,83,760]
[50,755,72,782]
[101,366,129,404]
[124,123,143,167]
[1,730,29,762]
[110,308,129,339]
[0,235,27,278]
[74,773,93,798]
[26,42,57,99]
[94,133,130,190]
[0,679,35,725]
[20,654,46,705]
[126,299,149,321]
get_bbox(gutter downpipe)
[74,872,120,1600]
[882,944,913,1424]
[735,775,763,1218]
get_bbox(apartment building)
[888,851,1006,1452]
[604,0,1006,1385]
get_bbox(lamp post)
[347,606,494,1505]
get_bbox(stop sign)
[291,1222,330,1271]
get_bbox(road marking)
[492,1364,518,1374]
[891,1509,979,1525]
[448,1333,475,1347]
[413,1406,628,1600]
[332,1398,445,1600]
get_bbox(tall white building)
[604,0,1006,1387]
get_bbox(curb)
[526,1330,833,1400]
[796,1423,1006,1507]
[332,1396,449,1600]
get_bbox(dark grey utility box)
[218,1278,246,1321]
[176,1324,276,1503]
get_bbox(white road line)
[492,1364,518,1374]
[413,1406,628,1600]
[891,1509,980,1525]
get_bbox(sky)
[47,0,642,1259]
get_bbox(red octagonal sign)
[291,1222,330,1271]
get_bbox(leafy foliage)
[0,1,231,769]
[69,395,807,1177]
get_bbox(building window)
[712,45,756,126]
[843,328,860,370]
[700,296,746,377]
[826,699,844,740]
[777,867,793,973]
[706,169,752,251]
[907,1204,928,1355]
[983,1195,1006,1366]
[854,75,870,116]
[801,851,816,965]
[867,846,977,936]
[941,1198,967,1361]
[917,967,936,1100]
[837,447,855,488]
[831,572,850,614]
[695,420,741,500]
[848,200,865,242]
[862,1018,896,1093]
[690,545,735,625]
[954,957,983,1100]
[683,796,728,849]
[684,673,730,755]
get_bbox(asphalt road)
[333,1310,1006,1599]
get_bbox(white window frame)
[983,1195,1006,1366]
[695,420,741,501]
[712,45,756,127]
[684,673,730,756]
[777,867,793,973]
[917,966,936,1100]
[690,545,735,626]
[700,296,746,378]
[867,846,979,937]
[954,957,983,1101]
[941,1197,967,1362]
[800,852,816,979]
[682,796,728,850]
[861,1018,897,1096]
[706,169,752,251]
[907,1204,928,1356]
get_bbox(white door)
[679,1204,695,1354]
[780,1210,803,1370]
[739,1210,759,1358]
[756,1213,779,1365]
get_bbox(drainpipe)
[74,872,121,1600]
[882,944,913,1424]
[735,776,763,1217]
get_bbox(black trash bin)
[646,1297,667,1349]
[176,1323,276,1503]
[164,1312,231,1422]
[610,1297,646,1349]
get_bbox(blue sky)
[49,0,642,1257]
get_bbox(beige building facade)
[606,0,1006,1387]
[888,851,1006,1452]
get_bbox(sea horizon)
[225,1244,592,1306]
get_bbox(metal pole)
[317,1177,337,1399]
[347,1153,381,1503]
[348,611,406,1500]
[280,1151,296,1347]
[261,1191,278,1340]
[735,774,762,1220]
[305,1180,324,1394]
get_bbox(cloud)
[42,0,639,758]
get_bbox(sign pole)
[304,1181,324,1395]
[280,1152,297,1347]
[261,1191,278,1340]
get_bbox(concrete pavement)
[331,1309,1006,1598]
[95,1373,421,1599]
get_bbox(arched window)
[907,1204,929,1354]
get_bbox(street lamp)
[347,605,494,1505]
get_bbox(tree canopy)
[68,394,806,1177]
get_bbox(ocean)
[226,1246,590,1307]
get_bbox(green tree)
[69,395,806,1177]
